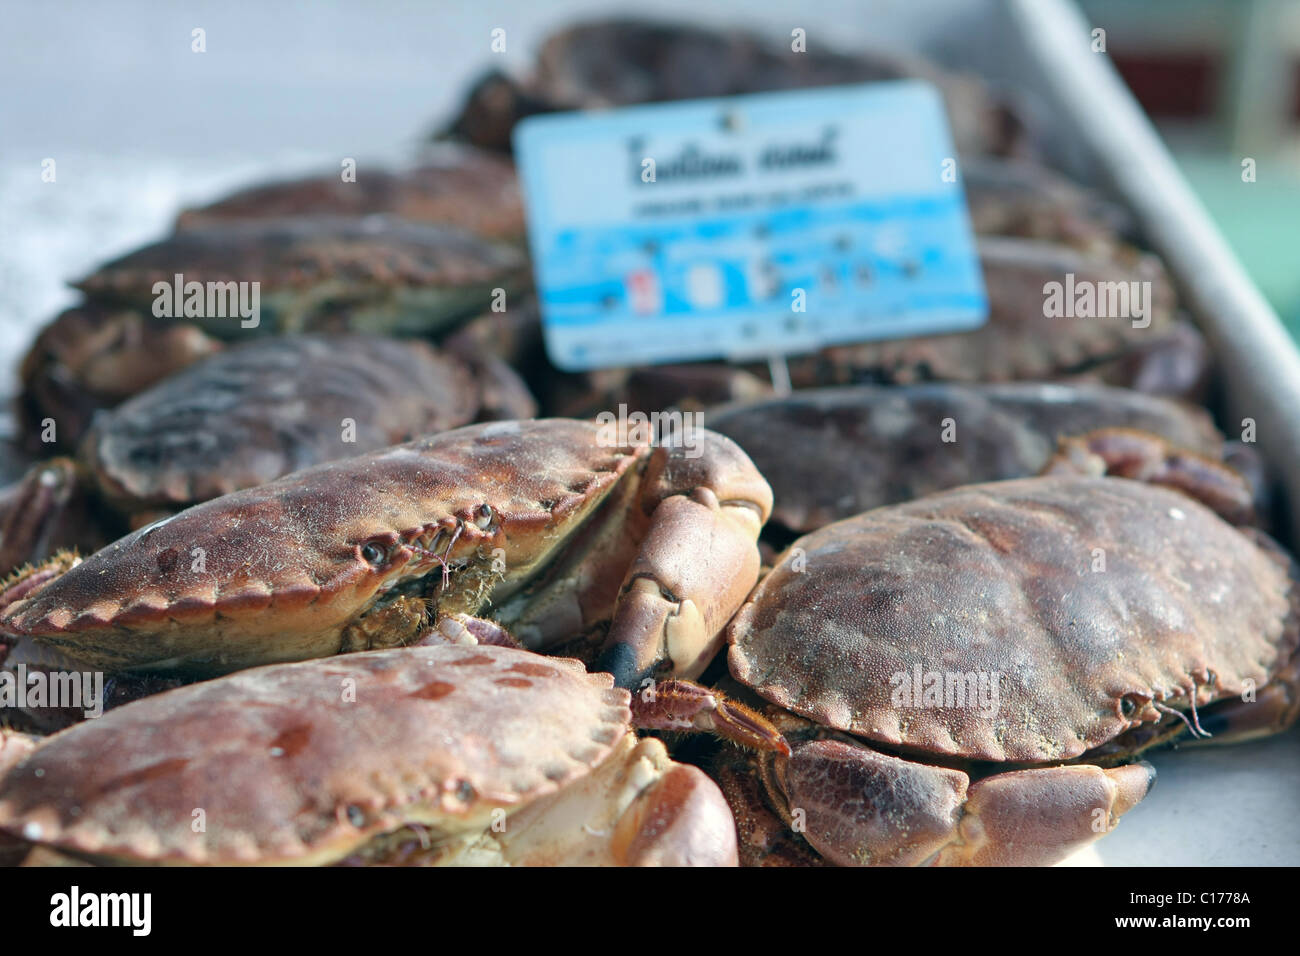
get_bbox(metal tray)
[913,0,1300,865]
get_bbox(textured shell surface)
[729,476,1295,763]
[175,145,525,240]
[3,419,640,670]
[0,645,631,864]
[84,334,478,509]
[708,382,1222,533]
[77,215,526,302]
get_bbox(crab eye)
[474,504,494,529]
[360,542,388,566]
[1120,696,1137,718]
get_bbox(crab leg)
[630,679,791,755]
[414,613,523,648]
[1041,427,1257,526]
[595,436,773,688]
[768,736,1154,867]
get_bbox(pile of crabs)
[0,19,1296,868]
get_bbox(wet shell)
[708,382,1222,533]
[0,646,632,864]
[175,146,525,241]
[729,476,1296,763]
[82,334,479,512]
[3,420,640,672]
[793,237,1176,386]
[76,216,527,337]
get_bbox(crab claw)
[595,435,772,689]
[931,761,1155,866]
[630,678,791,756]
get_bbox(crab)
[20,146,531,450]
[0,419,773,691]
[440,17,1031,159]
[73,214,527,341]
[16,302,225,454]
[961,157,1136,255]
[0,644,739,866]
[650,459,1300,866]
[705,382,1227,538]
[785,236,1184,389]
[174,144,525,242]
[0,334,536,579]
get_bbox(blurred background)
[1079,0,1300,341]
[2,0,1299,390]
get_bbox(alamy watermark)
[1042,273,1151,328]
[594,404,705,458]
[0,664,104,718]
[152,273,260,328]
[890,665,1000,718]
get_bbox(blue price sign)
[514,81,987,372]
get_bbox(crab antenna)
[1153,700,1202,738]
[439,523,464,591]
[1185,681,1211,738]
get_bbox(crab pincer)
[630,679,792,756]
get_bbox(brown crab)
[961,157,1136,255]
[74,215,527,340]
[174,144,525,242]
[17,302,224,452]
[706,382,1227,538]
[440,17,1031,159]
[0,419,772,689]
[786,236,1180,389]
[0,645,738,866]
[672,464,1299,866]
[0,334,536,578]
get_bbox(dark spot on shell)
[495,677,531,688]
[449,654,494,667]
[270,724,312,758]
[507,661,558,679]
[455,780,476,803]
[410,680,456,701]
[156,548,180,574]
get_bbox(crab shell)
[525,18,1030,158]
[2,419,772,684]
[0,645,737,865]
[961,157,1136,254]
[789,237,1176,387]
[174,145,525,242]
[18,303,223,452]
[79,334,530,518]
[707,382,1223,535]
[723,476,1299,865]
[76,215,528,338]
